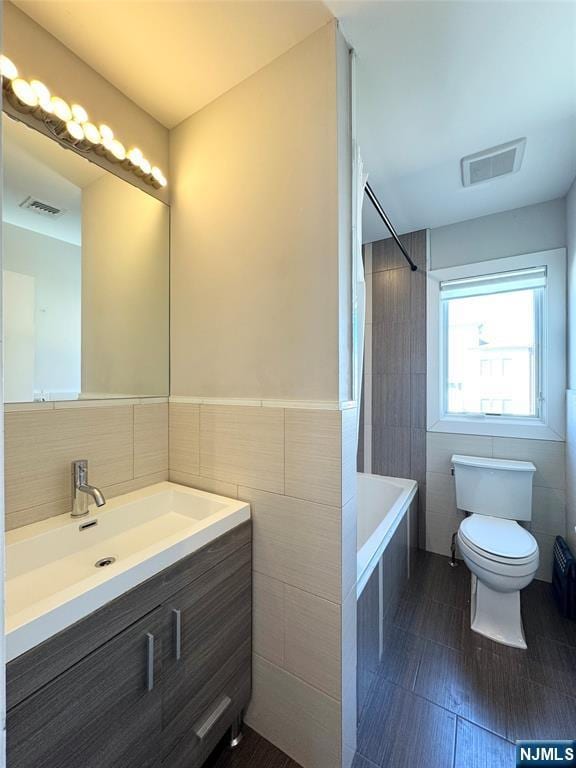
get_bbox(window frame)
[427,249,566,440]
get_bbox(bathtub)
[356,473,418,596]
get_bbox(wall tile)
[372,321,411,375]
[201,405,284,494]
[411,374,426,429]
[134,403,168,477]
[167,470,238,499]
[373,375,411,428]
[168,403,200,475]
[533,531,556,582]
[341,408,357,506]
[285,409,341,507]
[426,432,493,475]
[372,268,411,325]
[246,655,340,768]
[426,510,463,557]
[492,437,565,489]
[5,406,133,518]
[284,586,341,699]
[411,429,427,487]
[364,323,372,375]
[341,586,357,761]
[342,495,357,605]
[532,486,567,536]
[372,425,411,478]
[238,487,341,603]
[426,471,457,515]
[253,572,285,667]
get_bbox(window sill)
[428,416,565,441]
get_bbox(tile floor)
[354,551,576,768]
[205,726,301,768]
[209,551,576,768]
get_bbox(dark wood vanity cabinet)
[6,522,252,768]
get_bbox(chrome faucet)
[72,459,106,517]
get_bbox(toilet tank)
[451,455,536,521]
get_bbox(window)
[442,266,544,418]
[427,250,566,440]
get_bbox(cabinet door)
[161,543,252,759]
[8,608,164,768]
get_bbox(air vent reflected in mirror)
[18,196,66,218]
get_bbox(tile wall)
[360,231,428,545]
[426,432,566,581]
[169,402,358,768]
[4,400,169,530]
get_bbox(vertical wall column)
[169,401,357,768]
[359,230,428,545]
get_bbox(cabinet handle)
[193,695,232,741]
[172,608,182,661]
[146,632,155,691]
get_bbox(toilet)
[452,454,539,649]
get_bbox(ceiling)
[12,0,333,129]
[328,0,576,241]
[3,115,105,245]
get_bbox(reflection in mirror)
[2,114,169,402]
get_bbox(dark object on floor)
[552,536,576,619]
[204,726,301,768]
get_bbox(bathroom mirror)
[2,113,169,402]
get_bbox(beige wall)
[4,400,168,530]
[170,22,342,402]
[3,2,169,204]
[169,20,355,768]
[81,174,169,397]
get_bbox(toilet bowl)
[451,454,538,650]
[457,514,538,648]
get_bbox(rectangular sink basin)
[6,481,250,661]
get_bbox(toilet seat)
[459,514,538,567]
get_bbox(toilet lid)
[460,515,538,560]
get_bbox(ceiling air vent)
[461,138,526,187]
[19,196,66,218]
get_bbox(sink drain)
[95,556,116,568]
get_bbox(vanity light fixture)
[0,55,17,83]
[30,80,51,111]
[50,96,73,123]
[71,103,88,124]
[8,78,38,112]
[1,55,168,189]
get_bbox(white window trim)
[427,248,566,441]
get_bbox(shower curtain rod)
[364,182,417,272]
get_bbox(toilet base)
[470,574,527,649]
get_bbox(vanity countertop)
[5,482,250,661]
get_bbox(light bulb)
[50,96,72,122]
[108,139,126,161]
[11,79,38,108]
[30,80,51,108]
[65,120,84,142]
[82,122,101,145]
[127,147,143,166]
[99,124,113,143]
[71,103,88,123]
[139,157,151,175]
[0,55,17,81]
[152,167,167,187]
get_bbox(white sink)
[6,481,250,661]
